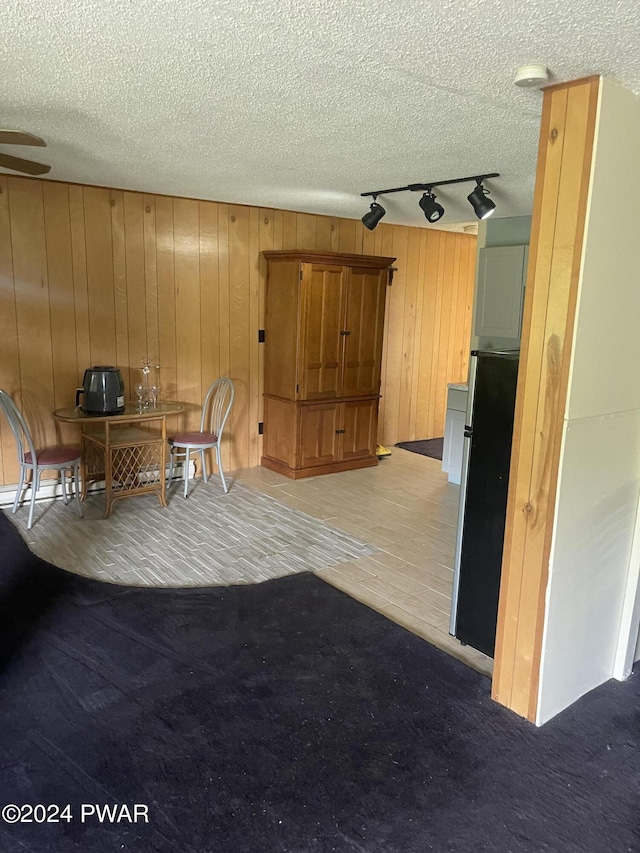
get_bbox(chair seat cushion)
[170,431,218,446]
[24,447,81,466]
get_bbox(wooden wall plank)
[110,190,130,395]
[143,194,159,364]
[397,228,420,440]
[435,235,456,431]
[123,192,147,385]
[455,237,474,378]
[361,222,376,256]
[9,178,55,449]
[445,237,462,389]
[199,201,220,390]
[0,176,476,487]
[0,176,21,483]
[329,217,341,253]
[415,231,439,433]
[42,182,77,444]
[83,187,116,368]
[382,226,409,445]
[408,231,428,437]
[315,216,333,252]
[217,204,231,409]
[427,235,445,438]
[155,196,178,433]
[228,205,251,471]
[69,186,90,383]
[198,201,220,473]
[272,209,284,250]
[174,198,201,432]
[377,223,398,444]
[338,219,358,254]
[198,199,220,472]
[282,211,297,249]
[296,213,317,250]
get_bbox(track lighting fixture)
[419,189,445,223]
[467,181,496,220]
[361,172,499,224]
[362,195,386,230]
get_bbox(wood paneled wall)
[0,174,476,486]
[377,223,476,448]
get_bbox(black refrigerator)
[449,349,519,658]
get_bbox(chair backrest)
[201,378,234,441]
[0,390,37,466]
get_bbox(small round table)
[54,402,185,517]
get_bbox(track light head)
[362,198,386,230]
[467,181,496,220]
[418,189,445,223]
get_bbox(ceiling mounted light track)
[360,172,499,228]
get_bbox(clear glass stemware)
[135,383,145,410]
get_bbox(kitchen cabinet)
[262,250,394,479]
[474,245,528,340]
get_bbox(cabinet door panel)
[474,245,527,340]
[299,403,339,467]
[341,399,378,461]
[263,396,297,468]
[342,268,387,397]
[264,260,301,400]
[300,263,345,399]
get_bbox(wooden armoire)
[261,250,395,479]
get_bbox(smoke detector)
[514,65,550,88]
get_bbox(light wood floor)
[238,448,493,678]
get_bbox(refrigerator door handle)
[465,353,478,429]
[449,432,472,636]
[450,354,477,637]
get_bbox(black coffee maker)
[76,367,125,414]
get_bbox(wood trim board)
[492,76,601,721]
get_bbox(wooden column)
[491,76,600,721]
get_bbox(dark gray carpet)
[395,437,444,460]
[0,509,638,853]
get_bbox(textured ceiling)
[1,0,640,227]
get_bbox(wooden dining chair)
[167,378,235,498]
[0,390,83,529]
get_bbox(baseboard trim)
[0,462,196,508]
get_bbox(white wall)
[537,78,640,724]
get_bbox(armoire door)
[341,268,387,397]
[298,402,340,468]
[299,263,345,400]
[340,398,378,461]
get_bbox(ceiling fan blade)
[0,153,51,176]
[0,130,47,147]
